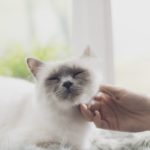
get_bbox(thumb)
[100,84,124,99]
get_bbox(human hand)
[80,85,150,132]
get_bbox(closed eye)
[47,77,60,81]
[73,71,84,78]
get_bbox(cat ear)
[26,58,43,77]
[81,46,94,58]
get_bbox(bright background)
[0,0,150,93]
[112,0,150,93]
[0,0,72,51]
[0,0,72,79]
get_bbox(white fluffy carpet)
[7,130,150,150]
[92,130,150,150]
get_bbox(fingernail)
[97,92,103,97]
[95,93,103,98]
[81,104,87,109]
[95,110,99,114]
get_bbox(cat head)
[27,48,102,109]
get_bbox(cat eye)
[47,76,60,81]
[73,71,84,78]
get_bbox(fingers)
[100,84,124,99]
[93,93,104,101]
[93,111,101,127]
[80,104,94,121]
[94,93,111,102]
[93,111,109,129]
[90,102,101,111]
[100,84,120,94]
[80,104,110,129]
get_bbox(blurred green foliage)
[0,44,70,80]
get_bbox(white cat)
[0,49,102,150]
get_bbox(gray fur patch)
[44,65,91,101]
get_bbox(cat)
[0,48,102,150]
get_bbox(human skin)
[80,85,150,132]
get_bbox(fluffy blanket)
[7,130,150,150]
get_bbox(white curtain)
[72,0,114,84]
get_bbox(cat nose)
[63,81,73,89]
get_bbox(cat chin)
[54,100,79,109]
[52,96,93,112]
[49,97,82,112]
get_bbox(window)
[112,0,150,93]
[0,0,72,78]
[0,0,72,53]
[73,0,150,93]
[1,0,149,93]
